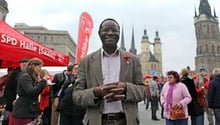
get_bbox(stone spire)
[0,0,8,10]
[213,7,217,17]
[194,7,198,17]
[154,31,160,41]
[120,25,126,51]
[129,26,137,55]
[199,0,212,17]
[142,29,149,40]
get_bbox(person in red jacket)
[203,76,214,125]
[195,82,207,125]
[39,69,54,125]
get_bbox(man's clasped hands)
[93,82,127,103]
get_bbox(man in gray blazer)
[72,18,146,125]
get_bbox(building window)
[211,25,215,38]
[207,24,210,34]
[203,24,206,33]
[151,64,153,70]
[199,46,202,54]
[212,45,215,54]
[44,37,47,42]
[37,36,40,41]
[51,37,53,42]
[196,28,199,38]
[205,44,208,53]
[217,46,220,54]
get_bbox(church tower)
[120,25,126,51]
[0,0,8,21]
[154,31,162,76]
[141,29,151,75]
[140,29,163,77]
[194,0,220,73]
[129,27,137,55]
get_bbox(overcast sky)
[5,0,220,74]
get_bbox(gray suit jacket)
[72,49,145,125]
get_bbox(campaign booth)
[0,20,69,68]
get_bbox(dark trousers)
[166,118,188,125]
[214,109,220,125]
[191,115,197,125]
[42,107,51,125]
[151,96,159,119]
[59,113,84,125]
[145,97,150,109]
[2,120,8,125]
[159,99,164,118]
[161,107,164,117]
[196,113,204,125]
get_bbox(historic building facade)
[14,23,76,63]
[194,0,220,73]
[0,0,8,21]
[140,30,162,77]
[0,0,76,64]
[120,27,163,77]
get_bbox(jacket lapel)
[119,50,130,82]
[90,49,103,85]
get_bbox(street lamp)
[199,65,206,87]
[199,65,206,73]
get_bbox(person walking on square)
[181,68,203,125]
[160,71,192,125]
[149,76,160,121]
[204,76,214,125]
[72,18,146,125]
[208,68,220,125]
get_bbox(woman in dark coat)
[208,68,220,125]
[181,68,203,125]
[12,58,49,125]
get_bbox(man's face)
[20,62,28,71]
[72,64,78,76]
[98,20,120,48]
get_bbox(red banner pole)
[75,12,93,63]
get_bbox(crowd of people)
[144,67,220,125]
[0,58,85,125]
[0,18,219,125]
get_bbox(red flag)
[75,12,93,63]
